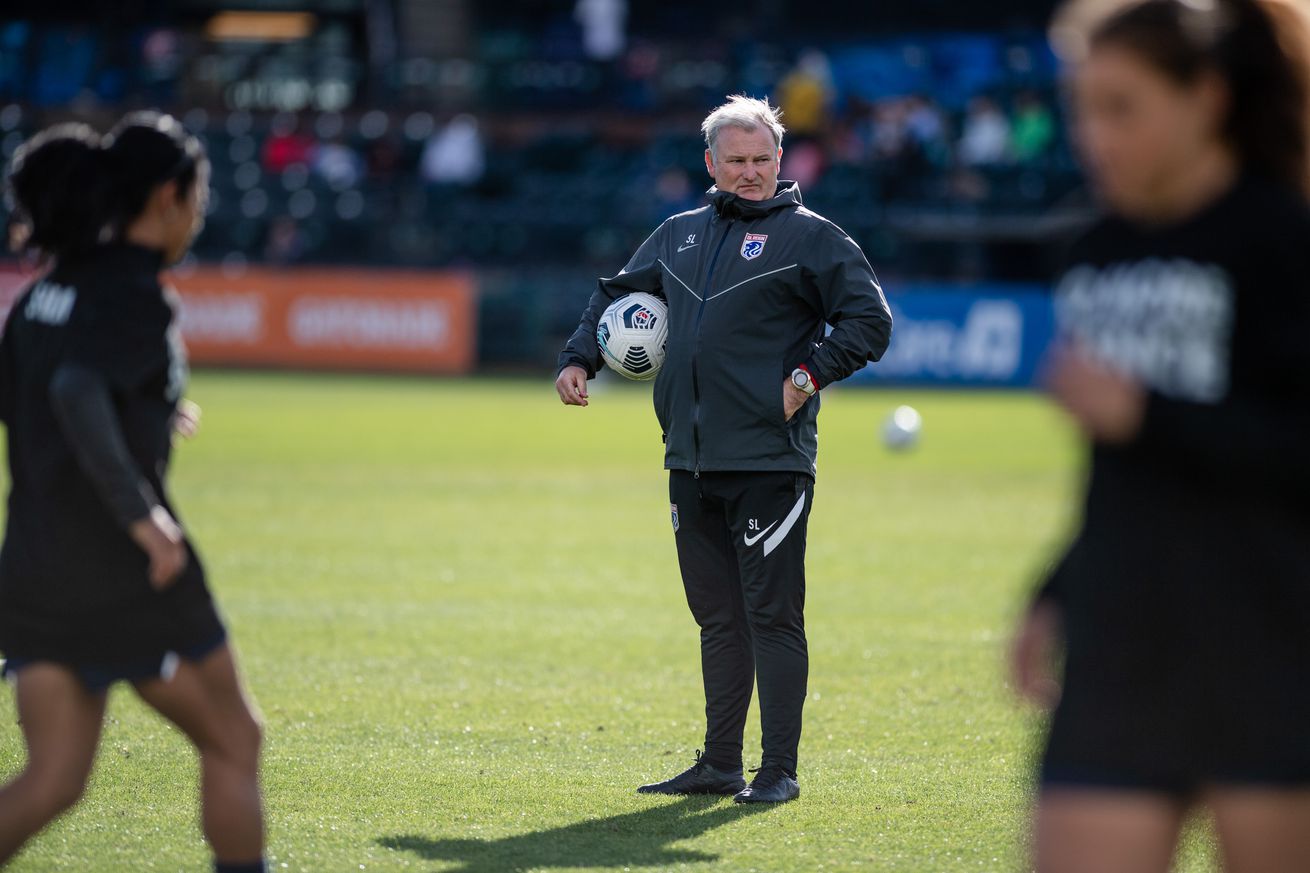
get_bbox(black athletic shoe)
[733,765,800,804]
[636,751,746,796]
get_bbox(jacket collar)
[708,180,803,220]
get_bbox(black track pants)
[669,469,813,775]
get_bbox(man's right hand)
[556,365,590,407]
[129,505,188,590]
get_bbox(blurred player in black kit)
[0,113,265,873]
[1011,2,1310,872]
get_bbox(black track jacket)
[559,181,892,476]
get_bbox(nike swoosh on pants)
[743,521,778,547]
[762,491,807,556]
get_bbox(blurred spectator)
[957,96,1011,166]
[889,94,951,196]
[905,94,948,158]
[781,139,826,190]
[262,114,315,174]
[420,114,485,186]
[868,99,911,160]
[575,0,627,62]
[652,167,699,220]
[777,50,835,138]
[312,137,364,189]
[1012,91,1056,163]
[827,116,868,166]
[951,163,990,199]
[365,134,404,181]
[618,39,660,111]
[264,215,307,265]
[140,28,181,104]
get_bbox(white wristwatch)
[790,367,817,396]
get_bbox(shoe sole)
[732,787,801,804]
[636,785,746,796]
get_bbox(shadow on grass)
[378,795,775,872]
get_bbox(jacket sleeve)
[558,221,668,378]
[799,220,893,387]
[49,363,158,529]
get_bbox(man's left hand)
[783,378,810,422]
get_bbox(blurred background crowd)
[1,0,1086,366]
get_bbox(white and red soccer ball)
[597,292,668,381]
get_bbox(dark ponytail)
[100,111,207,238]
[1053,0,1310,196]
[4,110,208,260]
[5,123,110,259]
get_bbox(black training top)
[0,242,216,662]
[1039,174,1310,703]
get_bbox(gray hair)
[701,95,785,157]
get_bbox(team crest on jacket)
[740,233,768,260]
[670,503,680,532]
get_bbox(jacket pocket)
[759,357,788,431]
[717,356,790,448]
[653,366,672,434]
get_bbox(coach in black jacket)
[556,95,892,804]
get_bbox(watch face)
[792,371,809,390]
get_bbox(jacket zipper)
[690,217,735,478]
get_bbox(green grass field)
[0,373,1220,871]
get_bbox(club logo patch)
[670,503,680,532]
[740,233,767,260]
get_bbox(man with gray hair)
[556,94,892,803]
